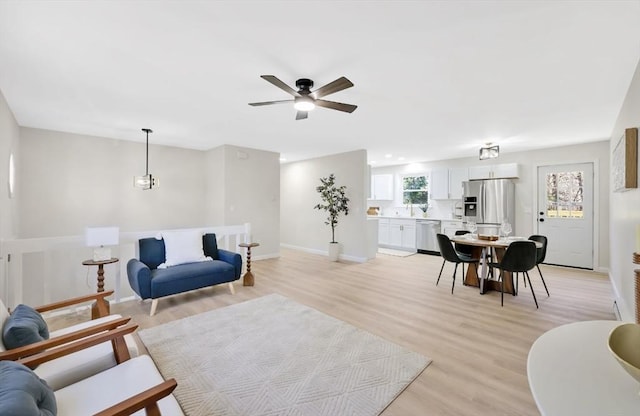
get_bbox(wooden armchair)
[0,290,140,390]
[8,324,183,415]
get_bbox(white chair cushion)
[34,314,139,390]
[55,355,184,415]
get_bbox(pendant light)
[133,128,158,189]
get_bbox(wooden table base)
[463,246,515,295]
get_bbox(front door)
[537,163,594,269]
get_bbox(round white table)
[527,320,640,415]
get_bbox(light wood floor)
[49,248,615,415]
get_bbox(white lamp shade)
[85,227,120,247]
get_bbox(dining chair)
[454,230,473,277]
[488,240,539,308]
[436,233,479,294]
[528,235,550,297]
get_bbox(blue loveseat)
[127,233,242,315]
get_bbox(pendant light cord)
[142,128,153,175]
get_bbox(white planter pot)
[328,242,341,262]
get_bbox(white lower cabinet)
[441,220,465,238]
[378,220,390,245]
[379,218,416,250]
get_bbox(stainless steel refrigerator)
[462,179,515,235]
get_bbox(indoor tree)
[314,173,350,243]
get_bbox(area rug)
[139,294,431,416]
[377,248,416,257]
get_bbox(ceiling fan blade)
[315,99,358,113]
[248,99,293,106]
[295,111,308,120]
[260,75,300,97]
[312,77,354,99]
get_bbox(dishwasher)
[416,220,441,255]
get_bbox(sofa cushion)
[2,305,49,350]
[139,237,166,270]
[150,260,236,298]
[0,360,56,416]
[203,233,220,260]
[158,229,211,269]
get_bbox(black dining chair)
[454,230,474,277]
[436,233,480,294]
[488,240,539,308]
[528,235,550,297]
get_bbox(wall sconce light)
[85,226,119,261]
[479,144,500,160]
[134,128,158,190]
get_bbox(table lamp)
[85,226,119,261]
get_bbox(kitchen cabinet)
[430,169,449,199]
[378,218,416,250]
[370,174,393,200]
[389,218,416,250]
[441,220,465,238]
[468,163,519,180]
[378,219,390,245]
[431,168,468,199]
[448,168,468,199]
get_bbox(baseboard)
[609,271,633,322]
[280,243,368,263]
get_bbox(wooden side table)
[82,257,119,318]
[238,243,259,286]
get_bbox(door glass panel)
[546,171,584,219]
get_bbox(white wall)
[18,127,207,237]
[609,59,640,322]
[372,140,610,270]
[221,144,280,258]
[281,149,369,261]
[0,89,19,241]
[0,89,20,305]
[204,145,225,225]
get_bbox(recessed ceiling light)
[279,157,287,162]
[370,161,377,164]
[384,154,392,158]
[398,157,405,161]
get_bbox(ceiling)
[1,1,639,166]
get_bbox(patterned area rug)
[139,294,431,416]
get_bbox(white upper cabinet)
[370,174,393,200]
[430,169,449,199]
[448,167,468,199]
[468,163,519,180]
[431,168,468,199]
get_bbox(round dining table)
[450,235,541,294]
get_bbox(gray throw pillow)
[2,304,50,350]
[0,360,56,415]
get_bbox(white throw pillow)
[157,229,211,269]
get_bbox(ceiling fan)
[249,75,357,120]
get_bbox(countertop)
[367,215,464,222]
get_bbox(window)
[402,174,428,204]
[545,170,583,218]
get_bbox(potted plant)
[314,173,349,261]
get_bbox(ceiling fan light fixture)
[294,96,315,111]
